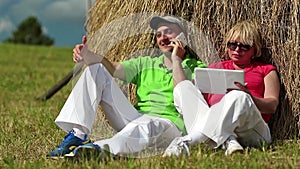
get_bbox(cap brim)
[150,16,166,30]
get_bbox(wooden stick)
[36,63,84,101]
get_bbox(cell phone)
[175,32,187,47]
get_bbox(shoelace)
[225,136,237,148]
[57,130,75,148]
[176,136,191,156]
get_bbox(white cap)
[150,15,185,31]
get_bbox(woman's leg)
[201,90,271,148]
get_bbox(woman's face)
[227,38,255,67]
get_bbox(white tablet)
[194,68,244,94]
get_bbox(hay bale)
[86,0,299,140]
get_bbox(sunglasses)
[227,42,253,51]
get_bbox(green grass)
[0,43,299,169]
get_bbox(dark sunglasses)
[227,42,253,51]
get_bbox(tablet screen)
[194,68,244,94]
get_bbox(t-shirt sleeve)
[208,62,218,68]
[263,64,277,76]
[192,60,207,79]
[120,57,142,84]
[197,60,207,68]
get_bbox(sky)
[0,0,96,47]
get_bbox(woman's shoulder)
[251,61,277,75]
[209,60,233,69]
[252,61,276,69]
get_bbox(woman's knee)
[225,90,251,102]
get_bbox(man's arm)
[170,39,187,86]
[172,59,186,86]
[73,36,126,81]
[101,57,126,81]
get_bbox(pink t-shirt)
[205,60,276,123]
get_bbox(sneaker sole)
[46,138,93,159]
[225,147,244,155]
[46,156,65,160]
[65,146,103,160]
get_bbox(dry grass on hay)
[85,0,299,140]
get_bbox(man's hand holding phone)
[174,32,187,48]
[169,32,187,61]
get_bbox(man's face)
[155,23,182,53]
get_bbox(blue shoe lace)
[58,130,85,148]
[47,130,90,158]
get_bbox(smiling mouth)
[161,40,172,46]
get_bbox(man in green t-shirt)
[47,15,206,159]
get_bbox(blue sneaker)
[64,142,103,159]
[46,130,91,159]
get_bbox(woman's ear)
[253,46,259,58]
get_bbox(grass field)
[0,43,299,169]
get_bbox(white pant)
[174,80,271,148]
[55,64,182,156]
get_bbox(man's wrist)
[172,55,183,63]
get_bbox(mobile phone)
[175,32,187,47]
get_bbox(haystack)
[85,0,299,140]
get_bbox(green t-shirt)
[121,54,206,133]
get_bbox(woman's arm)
[252,70,280,114]
[235,70,280,114]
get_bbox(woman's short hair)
[224,20,262,58]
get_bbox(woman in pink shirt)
[164,20,280,156]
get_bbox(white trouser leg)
[94,115,182,156]
[55,63,141,134]
[173,81,210,145]
[173,80,209,133]
[202,90,271,147]
[174,81,271,148]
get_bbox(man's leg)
[94,115,182,157]
[55,63,141,134]
[48,64,142,158]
